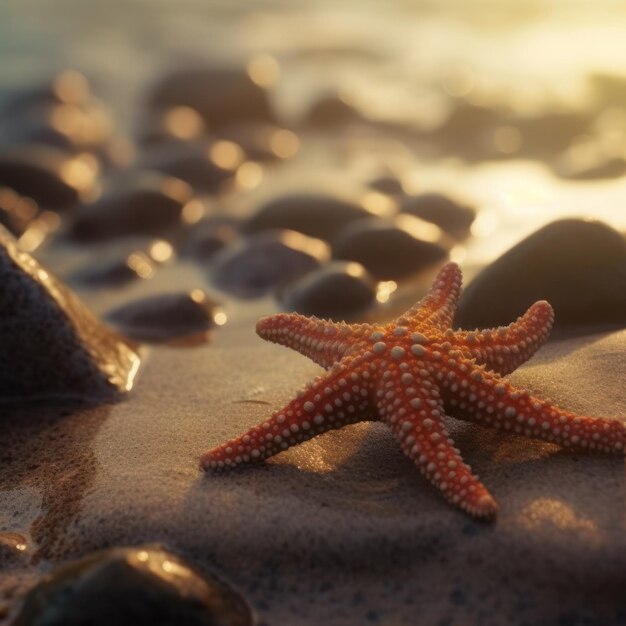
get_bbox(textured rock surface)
[456,219,626,329]
[14,545,253,626]
[0,225,139,399]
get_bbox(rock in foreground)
[456,219,626,329]
[0,225,139,399]
[14,545,253,626]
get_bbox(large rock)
[456,219,626,329]
[0,225,139,399]
[14,545,253,626]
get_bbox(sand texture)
[1,300,625,625]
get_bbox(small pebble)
[332,215,448,279]
[148,64,276,128]
[277,261,376,319]
[70,172,201,241]
[400,192,476,236]
[244,193,378,241]
[0,144,98,210]
[211,230,330,298]
[106,291,222,344]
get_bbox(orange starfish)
[201,263,625,519]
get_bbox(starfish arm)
[399,262,462,332]
[450,300,555,376]
[256,313,367,369]
[200,358,374,470]
[439,357,626,454]
[377,369,498,519]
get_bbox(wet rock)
[211,230,330,298]
[0,145,98,210]
[13,545,253,626]
[70,250,156,287]
[0,70,92,114]
[332,215,448,280]
[70,173,201,241]
[137,106,207,145]
[244,193,379,241]
[106,291,222,344]
[148,65,275,128]
[218,124,299,161]
[400,192,476,236]
[182,219,238,261]
[304,93,365,127]
[0,225,139,399]
[455,219,626,329]
[0,101,115,154]
[278,261,377,319]
[139,140,240,192]
[367,174,405,196]
[0,533,28,567]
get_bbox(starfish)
[201,262,625,519]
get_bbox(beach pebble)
[244,193,378,241]
[0,145,98,210]
[455,218,626,329]
[218,124,299,161]
[211,230,330,298]
[70,173,201,241]
[137,106,207,145]
[400,192,476,236]
[70,250,156,287]
[368,174,405,196]
[182,219,238,261]
[13,545,253,626]
[0,100,115,154]
[304,93,364,127]
[0,225,139,399]
[139,139,240,192]
[148,65,275,128]
[332,215,448,280]
[106,291,222,344]
[278,261,376,319]
[0,70,92,114]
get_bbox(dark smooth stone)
[138,140,238,192]
[217,123,299,162]
[0,101,115,154]
[278,261,376,320]
[243,193,378,241]
[13,545,253,626]
[0,144,98,210]
[0,225,139,399]
[0,70,91,114]
[304,93,364,127]
[400,192,476,236]
[70,173,199,241]
[106,291,221,344]
[211,230,330,298]
[148,66,275,128]
[368,174,404,196]
[332,216,448,280]
[137,106,207,145]
[455,219,626,329]
[182,219,238,261]
[70,250,156,287]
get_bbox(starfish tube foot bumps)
[201,262,625,519]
